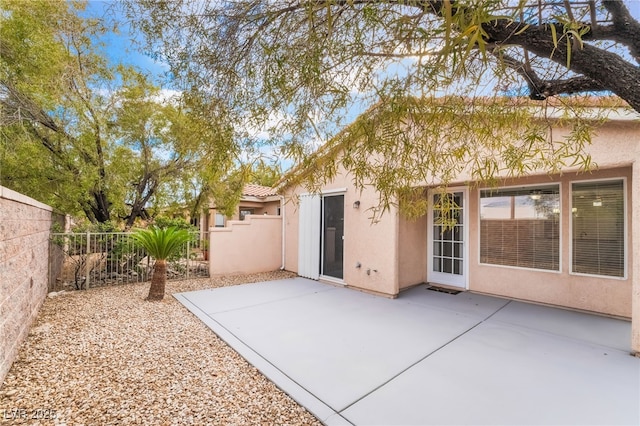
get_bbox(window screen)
[572,180,625,277]
[480,185,560,271]
[214,213,225,227]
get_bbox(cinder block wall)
[0,186,54,383]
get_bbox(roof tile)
[242,184,278,198]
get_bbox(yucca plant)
[130,226,192,301]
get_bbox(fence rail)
[48,232,209,291]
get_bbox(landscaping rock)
[0,271,320,425]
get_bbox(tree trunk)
[89,189,111,223]
[147,259,167,301]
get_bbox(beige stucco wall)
[342,180,398,296]
[284,117,639,351]
[458,121,638,322]
[398,214,427,290]
[0,186,54,383]
[401,121,638,320]
[467,167,633,318]
[209,215,283,275]
[206,200,281,225]
[284,165,399,296]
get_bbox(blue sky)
[82,1,169,82]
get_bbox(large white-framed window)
[571,178,626,278]
[479,184,560,271]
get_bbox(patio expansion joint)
[336,299,515,415]
[202,287,338,315]
[174,292,346,425]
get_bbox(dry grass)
[0,271,321,425]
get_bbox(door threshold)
[319,275,345,285]
[426,285,463,295]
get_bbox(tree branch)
[483,19,640,111]
[497,51,606,100]
[602,0,640,62]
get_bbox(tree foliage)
[130,226,192,300]
[0,0,237,226]
[1,0,115,221]
[125,0,639,216]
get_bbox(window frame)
[569,177,627,280]
[239,208,255,221]
[214,212,225,228]
[477,182,562,273]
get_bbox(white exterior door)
[298,194,321,279]
[427,188,468,288]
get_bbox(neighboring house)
[200,184,281,230]
[279,100,640,354]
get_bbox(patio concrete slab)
[342,320,639,425]
[489,300,632,352]
[182,278,333,313]
[175,278,640,425]
[209,287,483,411]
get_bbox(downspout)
[280,195,286,270]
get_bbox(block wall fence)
[209,215,283,275]
[0,186,55,383]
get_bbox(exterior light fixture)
[353,200,361,209]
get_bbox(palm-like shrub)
[131,226,192,301]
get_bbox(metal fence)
[48,232,209,291]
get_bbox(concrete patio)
[175,277,640,425]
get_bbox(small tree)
[130,226,192,301]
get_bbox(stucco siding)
[284,166,399,296]
[632,164,640,353]
[342,182,398,296]
[468,167,633,317]
[397,214,428,290]
[209,215,282,275]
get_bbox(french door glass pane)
[432,192,464,278]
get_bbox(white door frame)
[427,187,469,289]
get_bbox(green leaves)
[283,95,600,221]
[1,1,237,227]
[130,226,192,261]
[548,15,590,68]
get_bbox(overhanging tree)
[1,0,238,225]
[125,0,639,214]
[1,0,116,222]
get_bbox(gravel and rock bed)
[1,271,322,425]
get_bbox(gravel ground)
[0,271,322,425]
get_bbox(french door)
[428,189,467,288]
